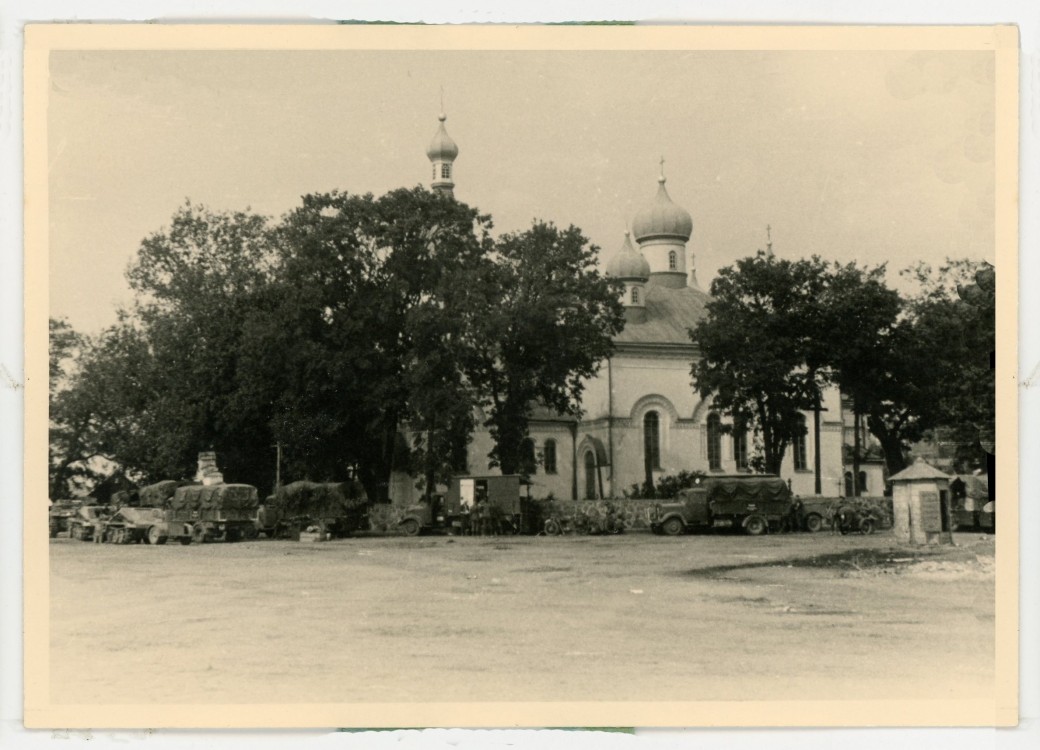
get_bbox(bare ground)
[48,530,995,705]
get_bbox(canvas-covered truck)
[166,483,261,543]
[398,474,530,536]
[259,480,369,539]
[648,475,794,536]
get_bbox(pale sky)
[48,49,996,334]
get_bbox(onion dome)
[426,113,459,161]
[632,171,693,243]
[606,232,651,280]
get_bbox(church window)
[707,413,722,471]
[733,419,748,470]
[668,250,677,270]
[793,415,808,471]
[644,411,661,470]
[441,163,452,179]
[631,287,640,305]
[544,439,558,475]
[520,437,537,476]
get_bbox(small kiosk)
[889,458,953,546]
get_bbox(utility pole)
[272,441,283,488]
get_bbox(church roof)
[632,176,693,243]
[605,232,650,280]
[426,113,459,161]
[613,283,710,346]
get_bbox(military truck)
[648,475,794,536]
[259,480,369,539]
[398,475,529,536]
[99,506,171,544]
[166,483,261,543]
[49,501,79,538]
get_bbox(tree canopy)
[48,190,624,499]
[690,253,829,474]
[691,252,994,481]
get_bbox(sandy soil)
[48,530,995,705]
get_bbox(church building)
[393,113,880,503]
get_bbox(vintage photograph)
[24,25,1016,728]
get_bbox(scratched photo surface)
[29,29,1012,728]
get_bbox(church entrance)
[584,451,597,500]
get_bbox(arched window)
[584,451,597,499]
[707,413,722,470]
[733,419,748,470]
[631,287,640,305]
[440,163,452,179]
[668,250,677,270]
[543,439,558,475]
[793,415,808,471]
[858,471,867,493]
[844,471,854,497]
[643,411,661,470]
[520,437,537,476]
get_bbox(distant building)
[391,114,879,503]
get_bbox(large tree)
[691,252,830,475]
[458,222,625,475]
[255,188,493,498]
[816,262,906,478]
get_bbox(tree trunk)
[870,423,907,479]
[852,410,861,497]
[813,396,822,495]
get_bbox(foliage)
[628,470,706,499]
[457,221,626,475]
[256,188,493,498]
[50,193,625,499]
[690,252,829,474]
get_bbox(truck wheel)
[400,519,420,537]
[543,519,562,536]
[805,513,823,533]
[661,517,685,536]
[179,536,192,545]
[859,518,876,535]
[147,526,167,545]
[192,524,208,544]
[745,516,767,536]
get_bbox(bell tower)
[426,112,459,197]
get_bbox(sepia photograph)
[21,24,1018,729]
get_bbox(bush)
[628,470,706,499]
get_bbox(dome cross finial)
[658,155,666,184]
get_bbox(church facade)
[391,114,882,504]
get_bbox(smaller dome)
[426,113,459,161]
[632,176,693,242]
[606,232,651,280]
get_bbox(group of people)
[463,496,506,536]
